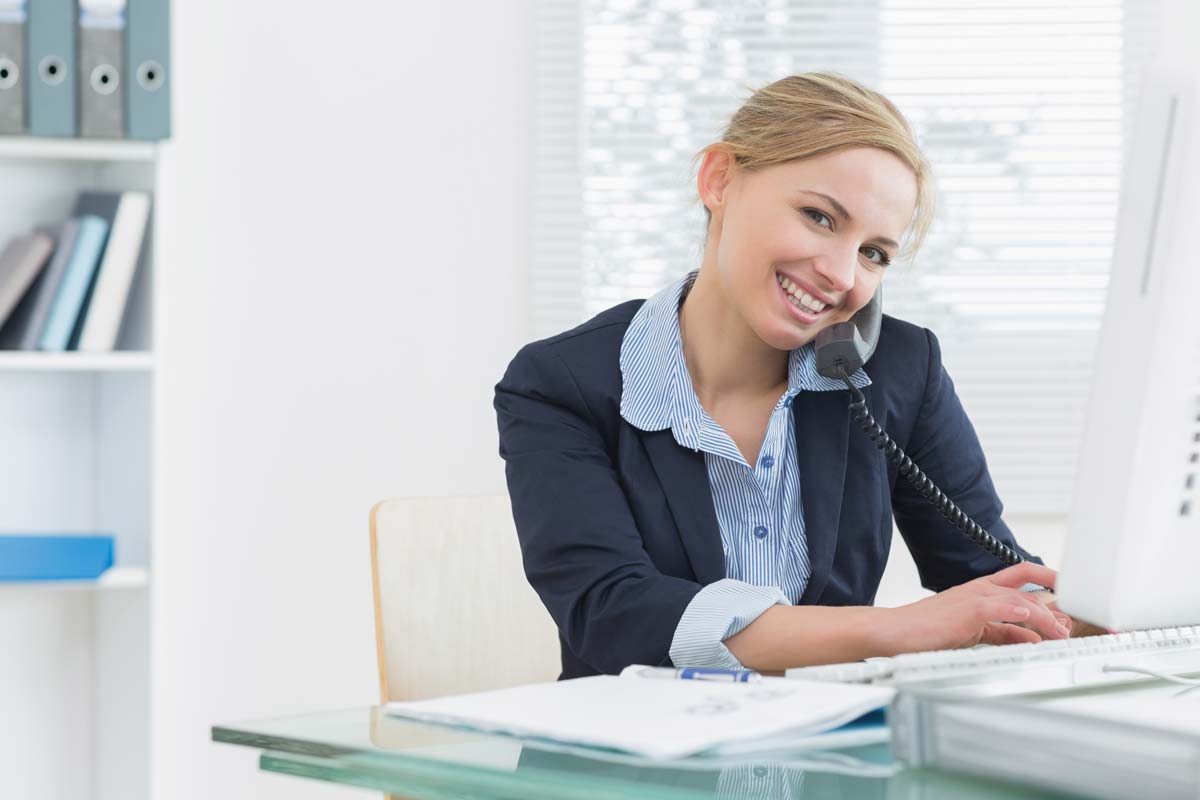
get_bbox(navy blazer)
[494,301,1041,680]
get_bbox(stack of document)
[385,666,895,761]
[891,681,1200,800]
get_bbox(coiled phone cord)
[836,365,1023,567]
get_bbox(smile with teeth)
[776,273,830,314]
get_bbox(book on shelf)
[0,232,55,331]
[0,189,152,353]
[73,190,152,351]
[37,214,109,351]
[0,221,80,349]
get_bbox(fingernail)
[1056,623,1070,637]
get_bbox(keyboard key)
[785,625,1200,694]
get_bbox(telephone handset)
[814,286,1023,566]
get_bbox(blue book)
[0,535,114,581]
[39,215,109,352]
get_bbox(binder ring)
[0,58,17,91]
[136,61,165,92]
[39,56,68,87]
[90,64,120,96]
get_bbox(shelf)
[0,351,155,372]
[0,136,158,163]
[0,565,148,592]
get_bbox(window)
[532,0,1161,513]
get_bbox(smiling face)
[700,147,919,352]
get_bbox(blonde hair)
[693,72,935,261]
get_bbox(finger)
[1026,593,1072,632]
[978,598,1038,627]
[985,561,1058,591]
[1026,589,1058,609]
[1012,592,1070,640]
[980,622,1043,646]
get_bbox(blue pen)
[635,666,762,683]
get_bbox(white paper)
[385,671,894,761]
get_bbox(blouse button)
[753,525,769,540]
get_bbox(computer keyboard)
[786,625,1200,696]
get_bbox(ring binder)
[28,0,75,135]
[0,0,27,134]
[78,0,125,138]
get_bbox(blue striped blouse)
[619,270,871,669]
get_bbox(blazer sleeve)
[494,340,704,674]
[891,328,1043,592]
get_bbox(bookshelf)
[0,141,159,800]
[0,136,157,163]
[0,351,155,371]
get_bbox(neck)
[678,267,788,406]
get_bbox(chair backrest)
[370,495,562,702]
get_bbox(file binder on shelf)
[0,0,26,134]
[78,0,125,139]
[126,0,169,140]
[28,0,76,136]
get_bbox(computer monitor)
[1055,56,1200,630]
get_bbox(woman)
[495,73,1073,679]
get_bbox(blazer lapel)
[640,429,726,585]
[793,390,852,604]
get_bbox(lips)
[776,272,836,319]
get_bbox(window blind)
[531,0,1161,514]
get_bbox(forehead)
[752,148,918,237]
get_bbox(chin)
[755,320,823,352]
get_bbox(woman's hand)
[876,562,1072,656]
[1024,589,1113,638]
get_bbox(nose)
[812,244,857,294]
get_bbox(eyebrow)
[797,190,901,251]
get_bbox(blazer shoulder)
[878,313,929,351]
[873,314,936,370]
[864,313,940,412]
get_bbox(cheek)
[719,210,812,270]
[846,272,883,312]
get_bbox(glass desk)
[212,706,1072,799]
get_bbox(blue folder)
[0,535,114,581]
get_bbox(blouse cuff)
[668,579,791,670]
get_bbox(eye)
[861,246,892,268]
[801,208,833,229]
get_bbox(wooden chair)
[369,495,561,704]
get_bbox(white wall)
[155,2,532,797]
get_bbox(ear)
[697,148,736,222]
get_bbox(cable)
[1101,665,1200,685]
[836,365,1024,567]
